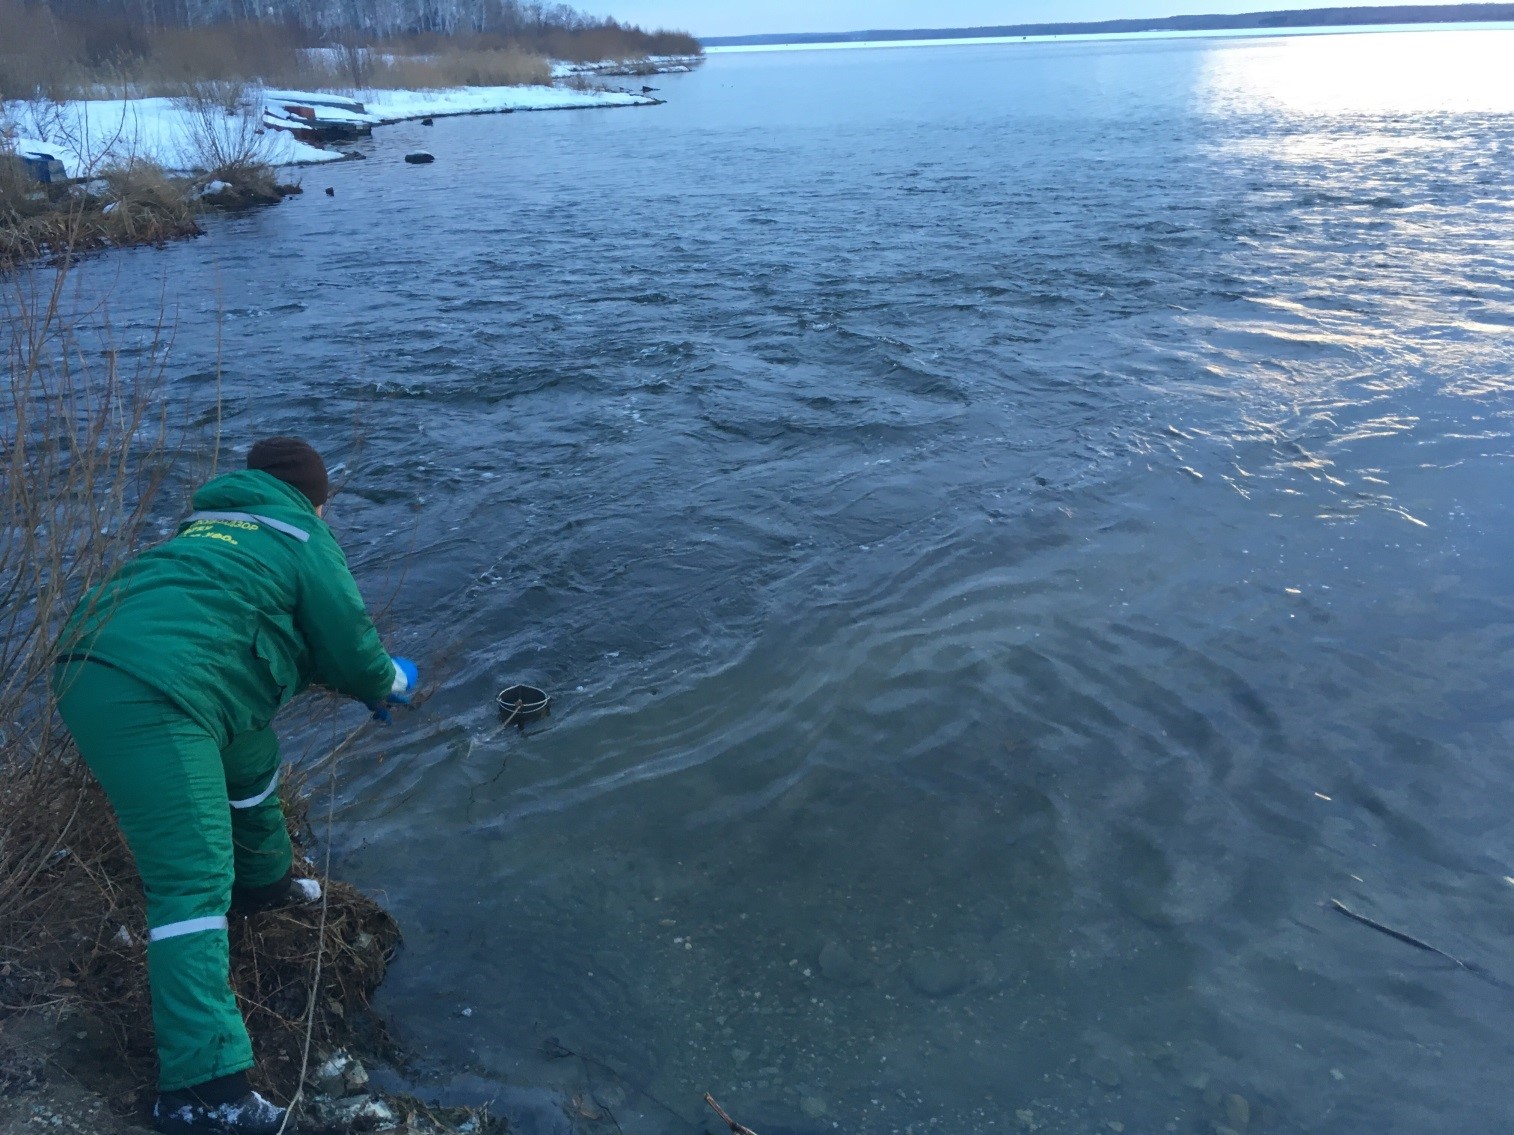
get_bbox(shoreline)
[0,778,496,1135]
[7,78,674,179]
[704,19,1514,53]
[267,87,669,169]
[2,60,694,262]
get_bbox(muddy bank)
[2,70,673,264]
[0,771,497,1135]
[0,1014,154,1135]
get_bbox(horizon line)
[698,3,1514,46]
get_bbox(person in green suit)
[52,437,418,1135]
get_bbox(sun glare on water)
[1198,27,1514,117]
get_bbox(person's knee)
[223,727,279,781]
[141,870,235,930]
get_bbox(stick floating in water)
[1329,898,1468,968]
[705,1094,759,1135]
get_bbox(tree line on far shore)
[0,0,701,98]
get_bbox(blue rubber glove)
[388,657,419,704]
[368,657,419,723]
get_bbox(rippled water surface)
[83,27,1514,1134]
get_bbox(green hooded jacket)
[61,469,397,746]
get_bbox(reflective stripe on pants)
[52,660,277,1091]
[228,767,279,810]
[148,915,230,943]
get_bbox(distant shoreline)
[704,19,1514,55]
[703,4,1514,49]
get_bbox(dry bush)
[173,82,272,179]
[98,160,200,244]
[0,259,176,959]
[328,41,374,89]
[364,47,551,89]
[171,78,245,113]
[102,160,185,212]
[1,164,203,267]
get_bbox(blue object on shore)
[14,152,67,185]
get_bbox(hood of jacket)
[192,468,320,519]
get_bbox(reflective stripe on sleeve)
[228,767,280,811]
[148,915,229,942]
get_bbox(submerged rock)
[405,151,436,164]
[1223,1093,1251,1130]
[904,953,967,998]
[817,941,867,986]
[1083,1058,1123,1089]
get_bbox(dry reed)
[361,47,551,90]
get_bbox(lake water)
[74,26,1514,1134]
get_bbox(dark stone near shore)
[404,151,435,164]
[422,117,434,125]
[200,178,284,208]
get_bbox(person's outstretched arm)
[294,526,409,705]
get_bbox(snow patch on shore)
[551,54,698,77]
[355,84,654,121]
[4,83,655,178]
[5,96,331,178]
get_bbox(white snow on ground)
[3,83,654,177]
[6,96,332,178]
[353,84,653,121]
[551,54,697,77]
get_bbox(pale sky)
[606,1,1456,38]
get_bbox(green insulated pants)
[53,660,292,1091]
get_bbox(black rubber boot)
[229,870,321,916]
[152,1071,286,1135]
